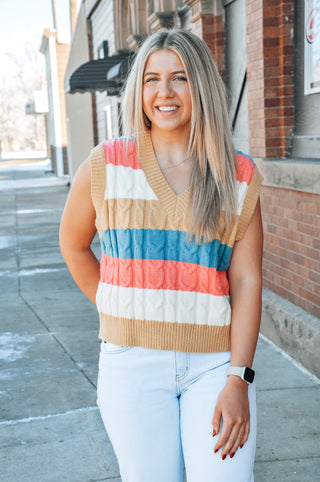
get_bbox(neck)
[150,126,190,166]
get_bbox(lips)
[157,106,179,112]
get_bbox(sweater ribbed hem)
[98,313,231,353]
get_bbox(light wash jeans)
[97,342,256,482]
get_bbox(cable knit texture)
[90,131,263,352]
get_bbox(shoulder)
[102,137,139,168]
[87,137,133,163]
[235,150,257,186]
[234,151,263,240]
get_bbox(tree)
[0,31,46,153]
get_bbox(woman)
[60,29,263,482]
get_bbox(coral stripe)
[100,255,229,296]
[236,152,255,184]
[103,139,141,169]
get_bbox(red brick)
[279,238,320,262]
[266,137,284,148]
[264,98,280,108]
[264,56,281,67]
[264,37,280,47]
[264,0,281,7]
[283,106,294,116]
[303,255,320,273]
[264,106,282,117]
[296,201,319,215]
[264,66,283,78]
[282,85,293,96]
[265,117,284,127]
[298,286,320,306]
[296,222,319,238]
[309,269,320,284]
[263,7,279,17]
[291,230,314,247]
[264,26,281,37]
[263,17,279,27]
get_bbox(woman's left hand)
[211,376,250,460]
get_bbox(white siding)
[96,95,121,142]
[91,0,119,143]
[91,0,115,58]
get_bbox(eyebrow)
[144,70,186,76]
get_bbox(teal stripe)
[101,229,232,271]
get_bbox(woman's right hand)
[59,158,100,303]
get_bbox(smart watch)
[227,366,255,384]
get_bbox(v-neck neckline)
[136,130,190,219]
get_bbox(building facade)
[40,29,70,176]
[65,0,320,376]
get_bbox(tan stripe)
[236,168,263,240]
[90,143,106,238]
[98,198,240,247]
[98,313,231,353]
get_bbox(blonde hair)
[122,29,237,244]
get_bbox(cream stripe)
[236,181,249,215]
[96,283,231,326]
[105,164,158,201]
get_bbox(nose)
[158,79,173,97]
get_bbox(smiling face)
[142,49,192,139]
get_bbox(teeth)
[158,106,178,112]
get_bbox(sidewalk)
[0,160,319,481]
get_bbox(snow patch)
[0,333,35,362]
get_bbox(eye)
[173,76,187,82]
[145,77,158,83]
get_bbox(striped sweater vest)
[90,131,262,353]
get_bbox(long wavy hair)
[121,29,237,244]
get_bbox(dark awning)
[68,54,130,95]
[107,53,136,83]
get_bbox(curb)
[261,287,320,379]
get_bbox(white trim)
[49,35,64,177]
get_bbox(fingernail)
[214,448,219,454]
[230,452,234,459]
[212,430,216,437]
[222,454,226,461]
[240,444,244,449]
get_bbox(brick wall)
[204,14,225,77]
[246,0,294,158]
[261,185,320,318]
[243,1,320,318]
[190,9,225,77]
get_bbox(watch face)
[244,367,255,383]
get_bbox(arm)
[212,197,263,459]
[59,158,100,303]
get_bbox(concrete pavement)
[0,159,319,481]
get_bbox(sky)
[0,0,81,57]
